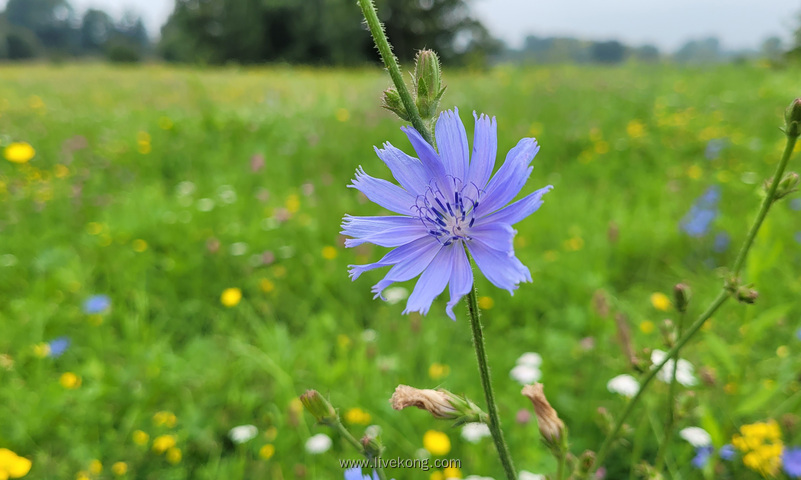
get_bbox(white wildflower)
[304,433,332,454]
[651,349,697,386]
[228,425,258,444]
[461,422,491,443]
[607,374,640,397]
[679,427,712,447]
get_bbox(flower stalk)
[466,273,518,480]
[356,0,434,146]
[592,104,800,474]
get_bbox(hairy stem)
[466,277,517,479]
[732,134,798,275]
[356,0,434,145]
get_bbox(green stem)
[356,0,434,145]
[654,310,686,471]
[466,280,517,480]
[592,290,730,473]
[334,422,388,480]
[556,452,566,480]
[591,130,798,475]
[732,134,798,275]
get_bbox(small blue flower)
[795,232,801,244]
[343,108,552,319]
[713,231,730,252]
[719,444,735,460]
[83,294,111,314]
[692,445,713,468]
[48,337,70,357]
[704,138,726,160]
[344,468,383,480]
[680,186,720,238]
[790,198,801,211]
[797,327,801,341]
[783,447,801,477]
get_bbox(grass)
[1,62,801,479]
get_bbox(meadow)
[1,62,801,479]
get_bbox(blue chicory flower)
[790,198,801,211]
[680,186,720,238]
[719,444,735,460]
[713,231,730,252]
[342,108,552,319]
[83,294,111,314]
[692,445,714,468]
[48,337,70,358]
[344,468,385,480]
[795,232,801,244]
[783,447,801,477]
[797,327,801,341]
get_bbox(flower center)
[415,179,480,246]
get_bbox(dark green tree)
[80,9,114,53]
[5,0,77,52]
[159,0,496,65]
[590,40,626,64]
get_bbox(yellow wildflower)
[478,296,494,310]
[4,143,35,164]
[423,430,451,456]
[152,411,177,428]
[132,239,148,253]
[639,321,655,334]
[60,372,81,389]
[111,462,127,476]
[88,459,102,475]
[321,246,337,260]
[626,120,645,138]
[650,292,671,311]
[732,419,784,476]
[259,444,275,460]
[428,363,450,381]
[260,279,274,293]
[344,408,372,425]
[152,435,176,454]
[165,447,181,464]
[0,448,32,478]
[132,430,149,446]
[220,288,242,307]
[443,466,462,478]
[33,343,50,358]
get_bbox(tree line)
[0,0,798,65]
[0,0,149,61]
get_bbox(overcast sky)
[2,0,798,51]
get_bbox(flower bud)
[381,88,410,122]
[300,390,338,426]
[391,385,486,424]
[785,98,801,138]
[361,426,384,459]
[413,49,446,119]
[576,450,597,475]
[521,383,565,444]
[775,171,800,200]
[673,283,691,313]
[735,286,758,304]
